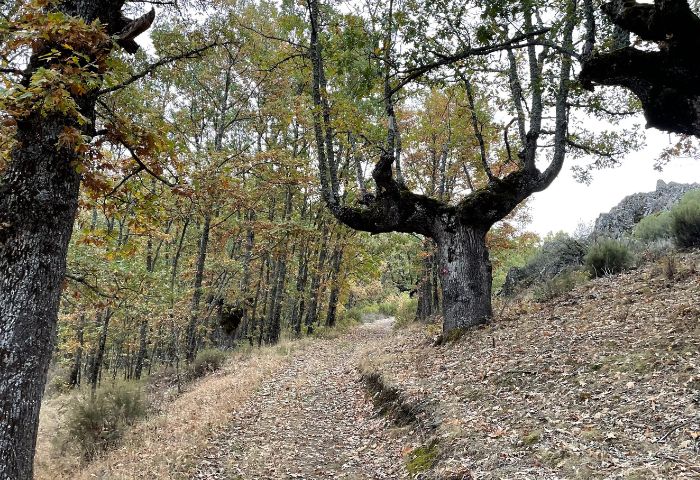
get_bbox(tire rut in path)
[193,319,408,480]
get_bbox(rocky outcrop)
[592,180,700,239]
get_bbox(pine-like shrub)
[633,211,674,242]
[63,383,146,459]
[671,189,700,248]
[190,348,229,378]
[585,238,633,277]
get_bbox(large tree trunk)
[434,223,492,332]
[0,113,81,478]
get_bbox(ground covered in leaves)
[36,252,700,479]
[365,251,700,479]
[193,317,410,479]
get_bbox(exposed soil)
[193,317,412,480]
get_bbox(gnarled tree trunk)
[434,223,492,331]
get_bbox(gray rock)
[592,180,700,239]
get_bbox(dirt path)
[193,318,409,480]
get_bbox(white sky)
[529,130,700,237]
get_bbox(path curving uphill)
[193,317,408,480]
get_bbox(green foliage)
[189,348,229,379]
[671,190,700,248]
[406,441,438,475]
[532,269,589,302]
[585,239,633,277]
[633,211,674,242]
[502,232,586,295]
[394,295,418,329]
[62,383,146,459]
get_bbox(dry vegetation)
[35,252,700,479]
[35,339,313,480]
[365,251,700,479]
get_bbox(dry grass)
[34,338,311,480]
[365,251,700,479]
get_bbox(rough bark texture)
[186,214,211,362]
[0,2,152,477]
[435,224,492,331]
[580,0,700,136]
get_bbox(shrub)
[377,300,397,317]
[532,268,589,302]
[339,306,363,324]
[394,295,418,329]
[190,348,228,379]
[501,232,587,295]
[63,383,146,459]
[671,189,700,248]
[585,238,633,277]
[45,363,71,397]
[633,211,674,242]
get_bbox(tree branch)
[98,42,227,95]
[390,28,550,96]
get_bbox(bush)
[377,300,397,317]
[585,238,633,277]
[190,348,228,378]
[63,383,146,459]
[45,363,71,397]
[633,211,674,242]
[532,268,589,302]
[394,295,418,329]
[671,189,700,248]
[501,232,587,295]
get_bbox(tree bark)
[434,223,492,332]
[186,214,211,362]
[68,316,85,388]
[579,0,700,136]
[0,2,152,472]
[133,318,148,380]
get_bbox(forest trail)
[193,317,409,480]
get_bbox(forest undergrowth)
[35,252,700,479]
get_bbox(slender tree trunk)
[186,214,211,362]
[305,223,329,334]
[68,316,85,388]
[133,319,148,380]
[434,223,492,332]
[325,246,344,327]
[88,308,112,393]
[291,244,309,336]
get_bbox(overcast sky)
[528,129,700,237]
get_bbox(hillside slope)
[35,253,700,479]
[365,251,700,479]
